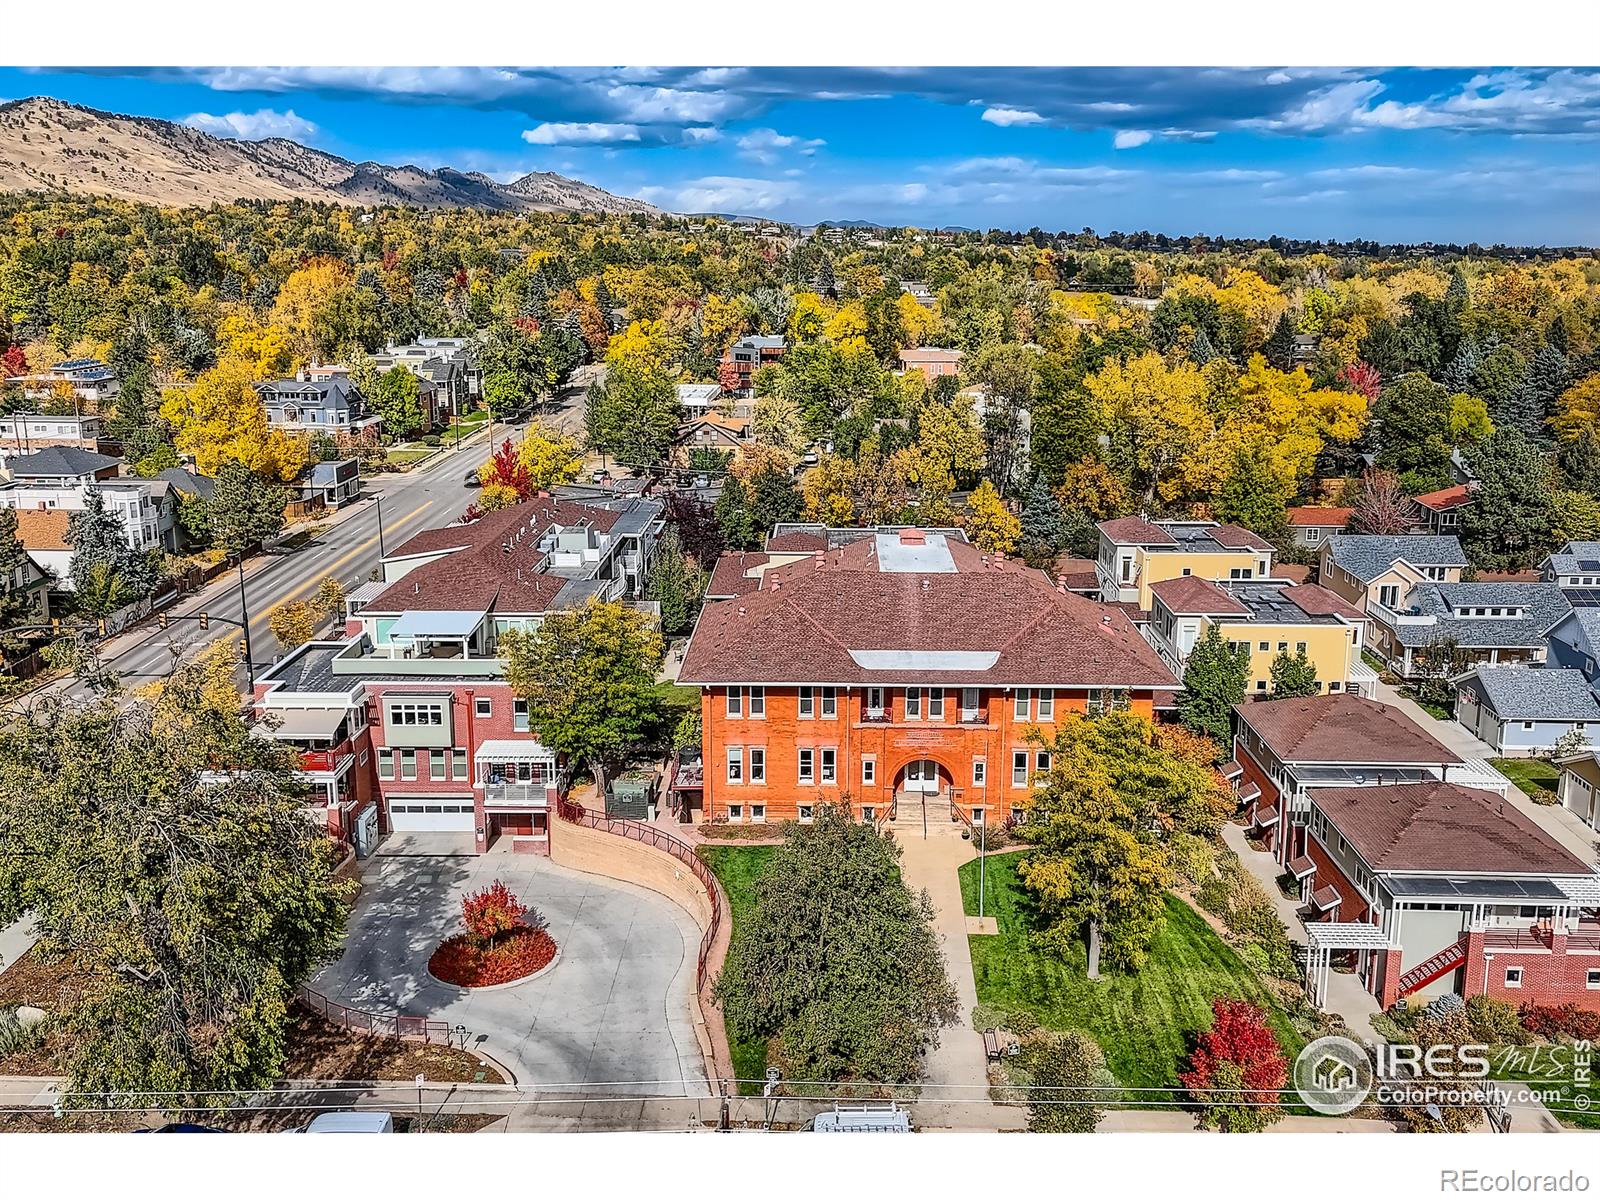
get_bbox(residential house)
[1096,518,1277,612]
[1552,750,1600,831]
[2,445,120,488]
[1317,534,1468,616]
[1545,606,1600,685]
[680,527,1180,827]
[673,412,752,463]
[1456,666,1600,755]
[897,347,963,381]
[5,358,119,406]
[1,516,55,622]
[718,335,786,397]
[1366,581,1570,678]
[256,377,379,436]
[899,281,935,309]
[1299,779,1599,1012]
[0,412,105,462]
[676,383,725,416]
[369,338,482,418]
[1410,484,1474,536]
[1285,506,1352,550]
[292,459,361,509]
[1541,541,1600,606]
[1145,576,1376,698]
[252,492,664,853]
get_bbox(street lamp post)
[236,557,256,692]
[374,493,387,560]
[978,815,987,921]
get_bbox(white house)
[1455,666,1600,755]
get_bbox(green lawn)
[1487,1044,1600,1131]
[696,844,779,1093]
[959,853,1306,1103]
[1490,758,1560,803]
[384,447,435,466]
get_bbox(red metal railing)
[557,799,726,990]
[297,985,451,1044]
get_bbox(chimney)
[899,528,925,546]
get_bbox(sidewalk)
[0,914,38,974]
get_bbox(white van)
[808,1104,912,1132]
[301,1111,395,1133]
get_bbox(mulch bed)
[428,928,557,988]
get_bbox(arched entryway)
[896,758,951,797]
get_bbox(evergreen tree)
[1175,626,1250,748]
[1509,345,1572,440]
[1547,315,1570,357]
[1558,426,1600,496]
[1460,427,1557,571]
[1268,648,1320,698]
[815,257,837,298]
[1263,312,1297,371]
[1019,477,1065,568]
[1214,446,1289,538]
[206,460,290,558]
[66,490,157,611]
[1445,265,1470,308]
[1441,335,1481,394]
[644,527,706,638]
[1189,327,1217,367]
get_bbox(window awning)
[388,609,486,641]
[475,738,555,762]
[259,707,350,740]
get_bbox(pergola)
[1305,922,1393,1007]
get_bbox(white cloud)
[981,107,1045,127]
[636,176,800,214]
[522,122,642,146]
[736,128,824,164]
[1113,129,1153,149]
[900,183,929,202]
[181,108,318,142]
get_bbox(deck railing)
[297,985,451,1044]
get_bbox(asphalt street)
[31,383,595,704]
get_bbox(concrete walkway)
[0,915,38,975]
[1372,680,1599,866]
[887,802,1006,1129]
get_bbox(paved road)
[312,834,707,1097]
[30,405,571,703]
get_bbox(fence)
[557,799,725,991]
[296,985,452,1045]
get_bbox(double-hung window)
[726,689,743,718]
[513,698,530,732]
[1036,688,1055,720]
[400,749,417,780]
[905,688,923,719]
[820,687,837,718]
[378,749,394,780]
[973,757,987,786]
[820,748,837,784]
[748,686,766,718]
[1014,689,1031,720]
[726,747,743,783]
[862,756,877,786]
[429,751,446,781]
[927,690,945,720]
[749,748,766,784]
[1011,750,1029,787]
[798,686,815,718]
[798,748,815,784]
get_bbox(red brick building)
[717,335,786,397]
[252,492,663,856]
[679,528,1179,827]
[1229,694,1600,1011]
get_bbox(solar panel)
[1576,560,1600,571]
[1386,875,1569,902]
[1563,588,1600,607]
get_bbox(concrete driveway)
[313,835,709,1097]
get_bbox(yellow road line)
[259,499,438,616]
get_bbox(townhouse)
[1227,694,1600,1013]
[252,493,664,854]
[1410,483,1474,536]
[0,412,104,462]
[1096,518,1277,612]
[1145,575,1376,697]
[369,337,481,420]
[680,527,1180,827]
[1541,540,1600,602]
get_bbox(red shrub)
[1180,998,1288,1111]
[429,927,557,987]
[1337,360,1381,401]
[462,880,530,945]
[1519,1003,1600,1041]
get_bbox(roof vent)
[413,581,420,594]
[900,528,925,545]
[738,606,746,617]
[921,578,930,591]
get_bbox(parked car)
[808,1104,912,1132]
[297,1111,395,1133]
[591,469,611,484]
[464,470,482,487]
[136,1123,226,1133]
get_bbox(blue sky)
[3,67,1597,244]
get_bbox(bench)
[982,1027,1002,1062]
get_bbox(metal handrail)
[557,799,725,990]
[296,984,451,1044]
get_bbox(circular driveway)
[313,835,710,1097]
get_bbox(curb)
[425,944,562,993]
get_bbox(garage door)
[387,799,476,832]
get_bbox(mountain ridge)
[0,96,659,216]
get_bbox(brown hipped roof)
[1149,576,1250,616]
[1236,694,1461,765]
[1098,516,1176,545]
[13,509,71,551]
[1286,505,1353,528]
[1206,524,1276,551]
[1310,782,1588,875]
[1280,583,1364,620]
[705,551,770,600]
[680,549,1178,689]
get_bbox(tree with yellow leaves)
[1551,375,1600,444]
[787,292,831,343]
[1086,352,1211,507]
[268,600,320,652]
[965,479,1020,554]
[271,258,356,363]
[801,453,858,525]
[752,392,808,457]
[216,312,295,379]
[515,420,583,491]
[158,360,309,481]
[136,639,243,719]
[605,318,679,377]
[895,291,940,349]
[699,293,748,359]
[915,390,985,480]
[823,300,869,349]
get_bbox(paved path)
[887,800,1004,1129]
[1372,680,1599,866]
[310,835,708,1098]
[0,915,38,975]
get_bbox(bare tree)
[1348,468,1416,536]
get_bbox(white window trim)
[1036,688,1054,720]
[973,757,986,786]
[862,756,877,786]
[1014,689,1031,721]
[799,686,815,718]
[1011,750,1029,788]
[798,747,815,785]
[726,746,744,784]
[749,747,766,785]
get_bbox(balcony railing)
[959,708,989,724]
[483,780,553,808]
[863,709,891,723]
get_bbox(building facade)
[719,335,786,397]
[1096,518,1277,612]
[681,528,1179,827]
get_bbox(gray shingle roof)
[1545,541,1600,575]
[1325,534,1468,583]
[6,445,120,477]
[1391,582,1572,649]
[1463,666,1600,721]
